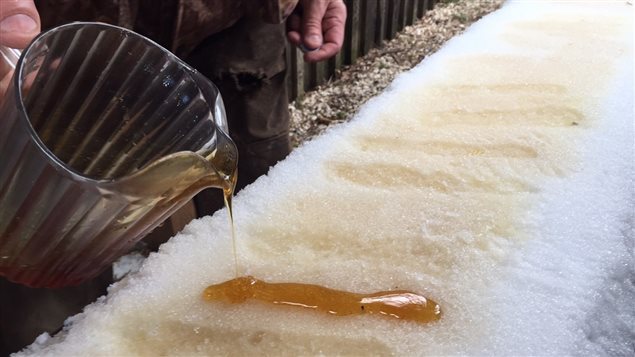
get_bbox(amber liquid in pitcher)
[0,136,239,288]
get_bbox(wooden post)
[328,50,344,77]
[344,0,361,65]
[361,0,378,55]
[388,0,400,39]
[411,0,419,24]
[286,43,296,101]
[376,0,388,45]
[295,46,306,98]
[417,0,426,18]
[315,60,328,87]
[306,62,314,89]
[405,0,415,26]
[398,0,407,30]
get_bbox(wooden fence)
[286,0,440,101]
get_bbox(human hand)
[0,0,40,99]
[286,0,346,62]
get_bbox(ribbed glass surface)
[0,23,237,287]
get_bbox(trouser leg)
[186,16,291,216]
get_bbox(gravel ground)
[289,0,505,147]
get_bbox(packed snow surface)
[20,1,634,355]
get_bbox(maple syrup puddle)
[215,172,440,325]
[203,275,442,324]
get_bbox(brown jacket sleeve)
[261,0,299,23]
[172,0,298,56]
[36,0,298,58]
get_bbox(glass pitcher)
[0,22,238,288]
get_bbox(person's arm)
[0,0,40,98]
[286,0,346,62]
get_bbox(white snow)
[18,1,634,355]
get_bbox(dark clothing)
[187,14,291,211]
[1,1,294,353]
[35,0,298,58]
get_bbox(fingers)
[286,0,346,62]
[0,0,41,49]
[303,42,337,62]
[302,0,346,62]
[300,0,329,50]
[0,1,39,101]
[286,12,302,46]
